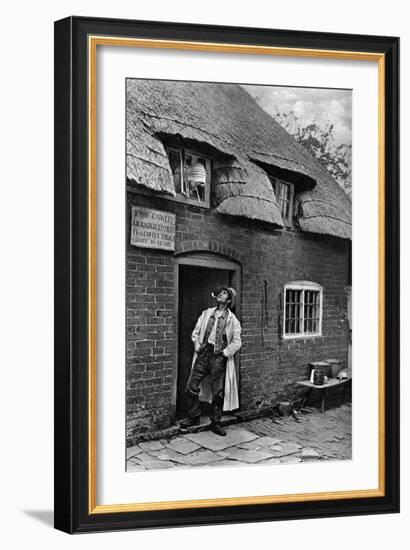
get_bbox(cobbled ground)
[127,403,352,472]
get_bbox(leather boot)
[178,416,200,429]
[210,423,226,436]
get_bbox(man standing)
[179,286,242,436]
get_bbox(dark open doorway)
[176,255,241,419]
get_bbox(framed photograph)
[54,16,399,533]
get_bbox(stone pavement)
[127,403,351,472]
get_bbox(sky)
[243,85,352,147]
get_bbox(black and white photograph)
[125,79,352,472]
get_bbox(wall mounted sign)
[130,205,176,251]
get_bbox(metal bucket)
[326,358,342,378]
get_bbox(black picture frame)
[54,16,400,533]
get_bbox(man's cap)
[211,286,237,307]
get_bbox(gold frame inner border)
[87,35,386,514]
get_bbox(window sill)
[127,184,210,209]
[282,333,323,341]
[173,193,210,208]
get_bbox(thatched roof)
[127,79,351,239]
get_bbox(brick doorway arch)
[173,253,241,420]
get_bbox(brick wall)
[126,190,350,442]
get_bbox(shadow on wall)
[23,510,54,527]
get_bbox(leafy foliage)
[274,111,352,197]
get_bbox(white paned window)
[283,281,323,338]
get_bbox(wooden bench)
[296,377,351,413]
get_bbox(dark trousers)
[185,343,227,425]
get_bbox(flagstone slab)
[165,438,201,455]
[301,448,321,460]
[255,436,283,447]
[212,459,248,468]
[131,452,175,470]
[127,445,142,459]
[268,442,302,457]
[224,447,274,463]
[182,450,228,465]
[135,452,162,464]
[237,436,282,450]
[257,457,282,465]
[127,461,146,472]
[149,448,191,464]
[140,459,175,470]
[184,428,258,451]
[280,456,302,464]
[138,440,165,452]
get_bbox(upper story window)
[270,177,295,225]
[166,147,211,207]
[283,281,323,339]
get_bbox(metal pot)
[326,358,342,378]
[309,361,330,377]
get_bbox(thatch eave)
[126,80,352,240]
[297,216,351,240]
[215,196,284,227]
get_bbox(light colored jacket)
[191,307,241,411]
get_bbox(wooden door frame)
[172,253,242,416]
